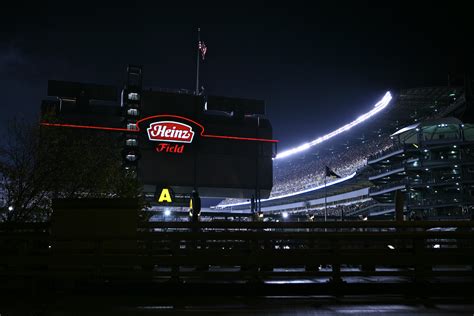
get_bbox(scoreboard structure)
[41,66,277,205]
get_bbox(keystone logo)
[147,121,195,143]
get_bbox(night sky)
[1,1,471,150]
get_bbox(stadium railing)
[0,220,472,294]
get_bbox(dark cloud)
[0,44,27,72]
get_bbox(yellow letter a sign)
[158,188,172,203]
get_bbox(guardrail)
[0,221,472,295]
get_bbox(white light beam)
[275,92,392,159]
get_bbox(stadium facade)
[369,117,474,219]
[41,66,277,207]
[38,65,473,221]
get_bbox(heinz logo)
[147,121,195,143]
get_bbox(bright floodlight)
[282,211,289,219]
[275,91,392,159]
[8,206,13,211]
[387,245,395,250]
[164,209,171,216]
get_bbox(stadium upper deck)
[218,86,465,209]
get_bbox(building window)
[128,92,140,101]
[126,154,137,161]
[127,108,139,116]
[126,139,137,147]
[127,123,137,130]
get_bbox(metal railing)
[367,143,404,162]
[408,194,473,208]
[1,221,472,288]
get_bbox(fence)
[0,220,472,295]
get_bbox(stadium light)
[164,209,171,217]
[8,206,13,211]
[275,92,392,159]
[282,211,289,219]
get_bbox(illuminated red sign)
[155,143,184,154]
[41,114,279,143]
[147,121,195,144]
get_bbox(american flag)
[198,41,207,60]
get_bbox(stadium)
[209,86,473,221]
[2,4,474,312]
[2,65,473,308]
[35,67,473,223]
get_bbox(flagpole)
[195,27,200,95]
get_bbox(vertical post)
[395,189,404,222]
[254,121,261,219]
[195,28,201,95]
[324,176,327,222]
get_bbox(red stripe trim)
[40,122,135,132]
[204,134,277,143]
[41,114,279,143]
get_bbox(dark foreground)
[1,220,472,314]
[1,294,473,315]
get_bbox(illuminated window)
[127,108,139,116]
[126,139,137,147]
[127,123,137,130]
[126,154,137,161]
[128,92,140,101]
